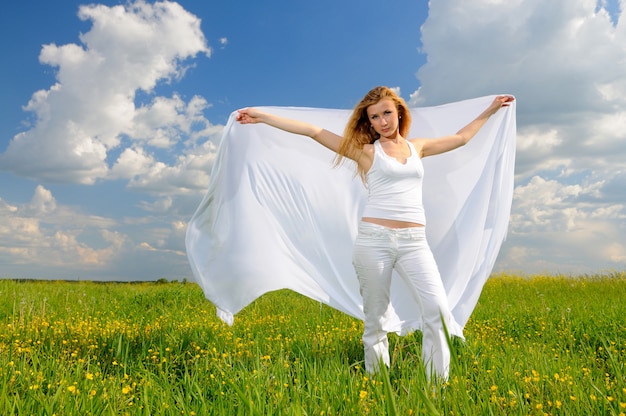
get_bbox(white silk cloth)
[186,95,516,337]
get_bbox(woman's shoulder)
[357,143,376,172]
[408,137,426,145]
[408,138,426,156]
[362,142,376,155]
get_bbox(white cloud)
[414,0,625,110]
[112,132,220,196]
[496,174,626,272]
[0,185,122,270]
[516,128,561,154]
[126,94,215,148]
[27,185,57,215]
[588,111,626,146]
[0,185,190,280]
[416,0,626,273]
[110,147,155,179]
[0,1,215,186]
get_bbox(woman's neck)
[379,134,403,144]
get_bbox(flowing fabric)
[186,95,516,337]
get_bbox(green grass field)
[1,273,625,415]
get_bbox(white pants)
[352,221,452,380]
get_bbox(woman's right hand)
[236,108,265,124]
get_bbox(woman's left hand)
[489,95,515,113]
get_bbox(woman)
[236,87,514,381]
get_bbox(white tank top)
[361,140,426,225]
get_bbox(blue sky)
[1,0,625,280]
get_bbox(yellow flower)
[122,386,131,394]
[86,372,94,380]
[67,385,77,393]
[359,390,368,399]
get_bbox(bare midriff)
[361,217,425,228]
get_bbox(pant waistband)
[358,221,426,237]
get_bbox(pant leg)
[394,227,452,381]
[352,223,396,373]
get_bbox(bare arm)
[236,108,344,154]
[413,95,515,158]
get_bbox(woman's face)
[366,99,399,140]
